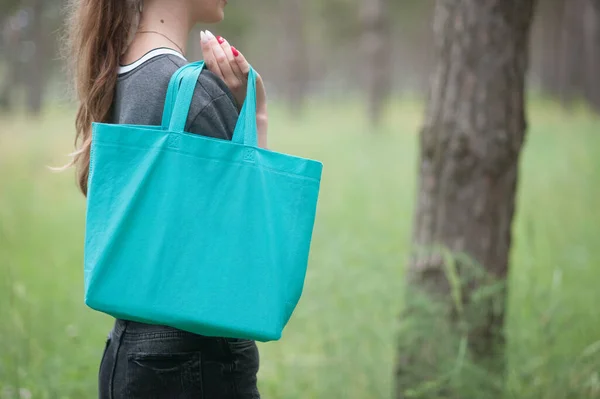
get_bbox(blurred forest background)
[2,0,600,116]
[1,0,600,398]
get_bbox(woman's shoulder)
[163,55,237,107]
[113,52,237,131]
[118,53,235,105]
[162,56,238,137]
[197,68,237,106]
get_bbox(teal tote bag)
[84,61,323,342]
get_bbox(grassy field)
[0,100,599,399]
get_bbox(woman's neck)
[122,1,192,64]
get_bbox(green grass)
[0,100,599,398]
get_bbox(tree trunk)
[360,0,391,127]
[558,0,586,108]
[0,14,22,112]
[396,0,537,397]
[583,0,600,113]
[281,0,308,115]
[538,0,565,97]
[25,0,45,116]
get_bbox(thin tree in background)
[396,0,537,397]
[0,0,46,115]
[0,1,26,112]
[583,0,600,112]
[538,0,565,98]
[26,0,45,115]
[360,0,391,126]
[0,17,20,112]
[282,0,308,114]
[538,0,600,113]
[558,0,586,107]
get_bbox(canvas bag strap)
[231,67,258,147]
[161,61,202,129]
[167,61,205,132]
[168,61,259,147]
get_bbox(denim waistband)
[110,319,250,345]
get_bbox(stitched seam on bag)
[94,140,322,183]
[93,125,321,168]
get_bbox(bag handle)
[231,67,258,147]
[167,61,259,147]
[160,61,201,130]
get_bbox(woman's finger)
[205,31,239,89]
[217,36,245,82]
[232,47,251,75]
[200,31,222,79]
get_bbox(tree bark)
[26,0,45,116]
[396,0,537,397]
[1,21,14,111]
[360,0,391,126]
[538,0,565,97]
[0,13,23,112]
[583,0,600,113]
[557,0,586,107]
[281,0,308,115]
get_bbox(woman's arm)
[256,111,268,149]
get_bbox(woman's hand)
[200,30,268,148]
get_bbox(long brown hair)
[65,0,139,195]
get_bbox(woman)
[66,0,267,397]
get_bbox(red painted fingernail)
[217,36,225,44]
[231,46,239,57]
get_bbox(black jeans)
[99,319,260,399]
